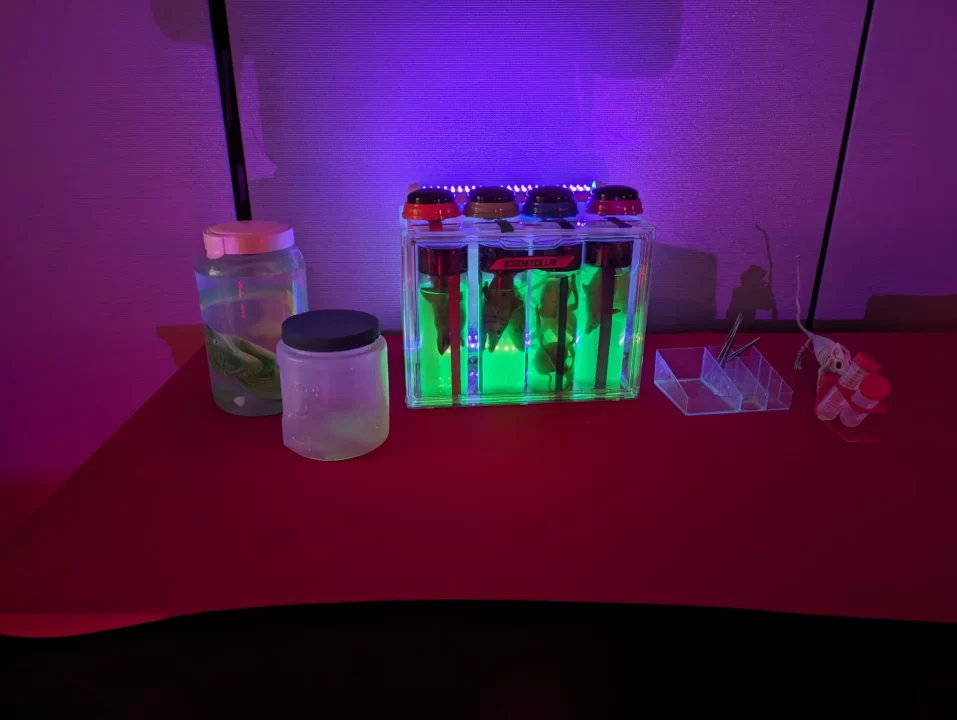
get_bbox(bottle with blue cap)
[522,186,582,393]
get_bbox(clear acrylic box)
[401,187,655,408]
[654,346,792,416]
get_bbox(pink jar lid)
[852,352,881,375]
[203,220,294,260]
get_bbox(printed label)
[488,256,576,271]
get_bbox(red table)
[1,332,955,637]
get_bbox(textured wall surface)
[816,0,957,328]
[0,1,234,535]
[225,0,867,331]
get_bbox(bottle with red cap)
[402,188,469,400]
[575,185,651,392]
[195,220,308,416]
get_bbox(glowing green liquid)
[528,270,579,393]
[575,265,631,391]
[479,271,526,394]
[418,274,468,398]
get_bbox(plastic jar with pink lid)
[195,220,309,416]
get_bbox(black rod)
[209,0,251,220]
[806,0,874,330]
[556,277,569,392]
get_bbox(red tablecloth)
[1,332,955,637]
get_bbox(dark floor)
[2,602,956,717]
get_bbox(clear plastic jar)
[196,221,308,416]
[277,310,389,461]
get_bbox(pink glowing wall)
[815,1,957,328]
[224,0,868,330]
[0,1,234,535]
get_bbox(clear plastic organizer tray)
[654,345,793,416]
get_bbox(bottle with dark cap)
[522,186,582,393]
[467,186,527,394]
[576,185,645,391]
[402,187,469,399]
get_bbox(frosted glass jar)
[277,310,389,461]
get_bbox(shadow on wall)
[646,245,718,333]
[152,0,683,326]
[726,225,778,324]
[816,294,957,332]
[864,294,957,330]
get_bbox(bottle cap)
[282,310,381,353]
[203,220,294,260]
[464,186,519,219]
[402,188,461,221]
[859,374,891,402]
[521,185,578,219]
[585,185,643,216]
[852,352,882,375]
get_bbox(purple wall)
[816,0,957,327]
[225,0,867,330]
[0,1,234,533]
[4,0,950,534]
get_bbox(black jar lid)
[521,185,578,219]
[406,188,455,204]
[282,310,381,352]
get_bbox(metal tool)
[716,313,743,362]
[724,337,761,362]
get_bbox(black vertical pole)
[209,0,252,220]
[806,0,874,329]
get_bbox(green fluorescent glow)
[419,274,468,398]
[528,270,579,392]
[575,265,631,390]
[479,271,526,394]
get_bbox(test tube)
[464,187,528,395]
[403,188,469,399]
[576,185,643,391]
[418,245,468,398]
[815,352,881,421]
[840,375,890,428]
[522,186,582,393]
